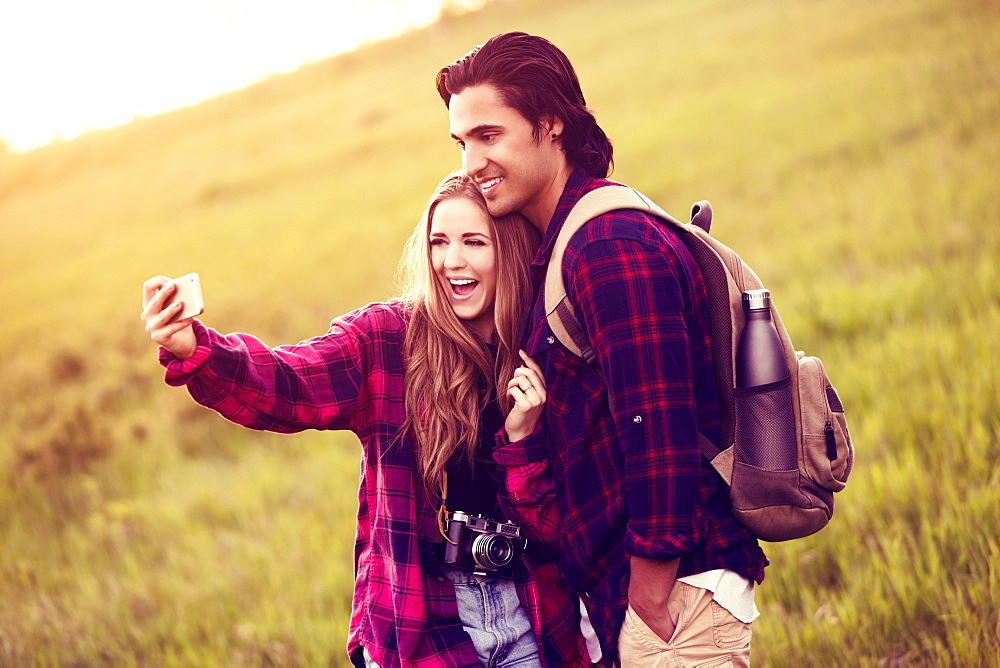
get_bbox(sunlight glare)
[0,0,486,152]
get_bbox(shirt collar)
[531,168,614,268]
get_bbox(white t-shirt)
[678,568,759,623]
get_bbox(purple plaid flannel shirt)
[159,301,584,667]
[505,170,768,664]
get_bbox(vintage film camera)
[443,511,526,576]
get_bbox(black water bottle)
[735,288,796,470]
[736,289,788,387]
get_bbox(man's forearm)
[628,555,680,642]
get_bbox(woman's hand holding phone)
[141,275,200,360]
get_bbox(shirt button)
[547,336,555,344]
[633,415,643,424]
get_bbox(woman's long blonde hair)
[397,172,540,497]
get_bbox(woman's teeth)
[450,278,477,296]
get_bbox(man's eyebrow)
[451,123,503,140]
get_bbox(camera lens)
[471,534,514,570]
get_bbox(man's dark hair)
[437,32,613,178]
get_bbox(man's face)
[448,84,565,230]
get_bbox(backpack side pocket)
[797,353,854,492]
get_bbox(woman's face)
[429,196,498,340]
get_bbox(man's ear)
[544,116,565,141]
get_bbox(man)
[437,32,768,666]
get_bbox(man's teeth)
[481,177,502,190]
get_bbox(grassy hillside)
[2,0,998,665]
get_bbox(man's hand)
[628,555,681,643]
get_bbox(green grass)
[2,0,998,664]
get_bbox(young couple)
[142,32,767,668]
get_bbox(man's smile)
[479,176,503,195]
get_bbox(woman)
[141,173,583,667]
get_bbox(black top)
[445,343,505,521]
[445,394,504,521]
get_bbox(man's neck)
[522,162,574,235]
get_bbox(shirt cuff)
[493,423,548,467]
[159,320,212,386]
[625,526,698,562]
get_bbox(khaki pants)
[618,582,752,667]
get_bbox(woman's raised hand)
[141,276,197,360]
[504,350,547,442]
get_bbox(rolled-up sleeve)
[567,234,704,560]
[494,425,561,557]
[158,309,385,434]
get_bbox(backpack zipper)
[825,422,838,460]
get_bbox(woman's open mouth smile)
[449,278,479,298]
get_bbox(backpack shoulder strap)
[543,186,735,483]
[544,186,683,363]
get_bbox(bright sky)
[0,0,483,152]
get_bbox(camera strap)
[437,473,457,545]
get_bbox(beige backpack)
[545,186,854,541]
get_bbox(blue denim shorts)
[362,566,541,667]
[443,566,542,667]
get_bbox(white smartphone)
[164,272,205,321]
